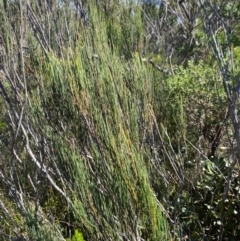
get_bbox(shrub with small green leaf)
[154,59,227,159]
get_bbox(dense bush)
[0,1,240,241]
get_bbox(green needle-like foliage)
[25,3,170,241]
[1,1,240,240]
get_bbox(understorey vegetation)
[0,0,240,240]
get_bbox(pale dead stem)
[198,0,240,158]
[148,103,184,184]
[196,2,240,236]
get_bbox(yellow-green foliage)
[154,60,226,147]
[67,230,85,241]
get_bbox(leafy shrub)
[154,60,227,159]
